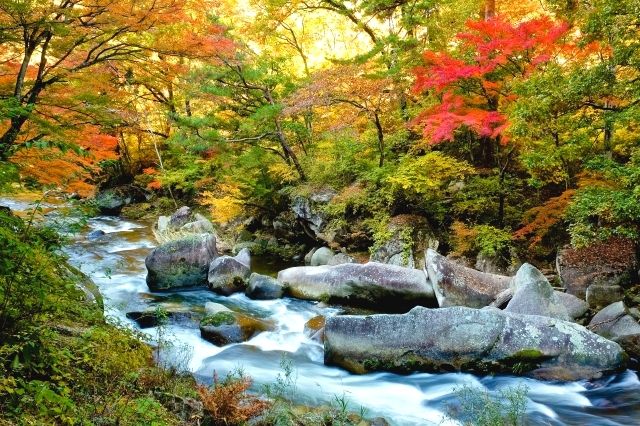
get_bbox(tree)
[0,0,187,159]
[412,15,570,225]
[286,63,396,167]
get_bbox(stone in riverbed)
[324,306,626,381]
[555,291,589,320]
[146,234,218,291]
[424,249,511,308]
[207,249,251,295]
[277,262,434,310]
[504,263,571,321]
[199,311,272,346]
[246,273,284,300]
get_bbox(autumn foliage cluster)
[2,0,640,262]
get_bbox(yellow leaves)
[268,162,297,184]
[387,152,474,195]
[200,182,243,224]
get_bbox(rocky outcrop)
[370,215,435,269]
[291,188,336,240]
[145,234,218,291]
[245,273,284,300]
[324,306,626,380]
[589,302,640,362]
[207,249,251,295]
[504,264,570,321]
[199,311,272,346]
[557,238,638,299]
[424,249,511,308]
[155,207,215,240]
[278,262,435,310]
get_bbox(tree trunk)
[483,0,496,20]
[374,112,385,167]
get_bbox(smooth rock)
[146,234,218,291]
[505,263,570,321]
[586,285,624,310]
[425,249,511,308]
[278,262,435,310]
[208,253,251,295]
[324,306,626,380]
[310,247,334,266]
[181,217,214,234]
[555,291,589,320]
[246,273,284,300]
[304,247,318,265]
[199,312,272,346]
[204,302,232,315]
[235,247,251,268]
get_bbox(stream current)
[3,197,640,426]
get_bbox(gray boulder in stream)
[425,249,511,308]
[208,249,251,295]
[278,262,434,309]
[145,234,218,291]
[324,306,626,380]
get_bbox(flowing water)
[3,197,640,425]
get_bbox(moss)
[201,311,236,327]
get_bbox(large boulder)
[424,249,511,308]
[199,311,272,346]
[557,238,638,299]
[504,264,571,321]
[207,250,251,295]
[589,302,640,362]
[246,273,284,300]
[324,306,626,380]
[146,234,218,291]
[278,262,435,310]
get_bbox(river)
[3,197,640,425]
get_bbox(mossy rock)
[201,311,236,327]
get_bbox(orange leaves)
[513,189,575,248]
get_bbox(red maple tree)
[412,16,570,146]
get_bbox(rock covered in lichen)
[425,249,511,308]
[324,306,626,380]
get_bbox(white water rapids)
[3,198,640,425]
